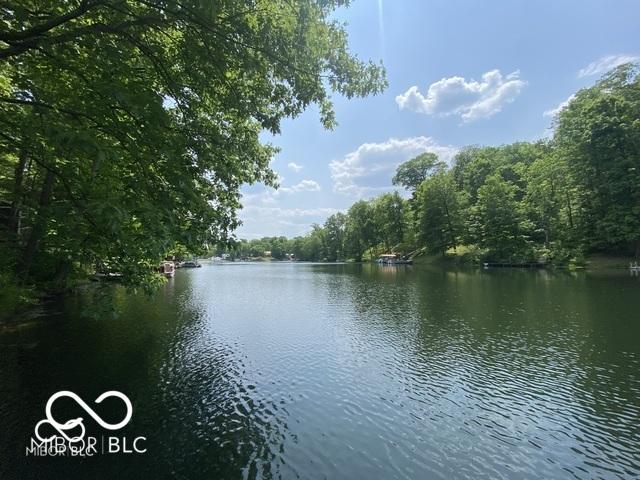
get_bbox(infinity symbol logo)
[34,391,133,443]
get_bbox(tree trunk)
[566,192,574,230]
[52,258,72,291]
[442,198,457,252]
[8,148,28,236]
[544,222,549,247]
[19,168,56,279]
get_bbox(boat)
[376,254,412,265]
[161,261,175,278]
[182,261,201,268]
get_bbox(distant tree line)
[225,64,640,264]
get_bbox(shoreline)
[2,258,637,325]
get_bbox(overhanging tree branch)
[0,0,99,43]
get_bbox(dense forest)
[226,64,640,265]
[0,0,385,312]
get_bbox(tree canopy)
[392,152,443,191]
[0,0,386,289]
[555,63,640,253]
[224,63,640,265]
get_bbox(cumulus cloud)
[279,179,321,194]
[238,205,343,239]
[578,54,639,78]
[330,136,458,197]
[395,69,526,122]
[543,94,576,118]
[287,162,303,172]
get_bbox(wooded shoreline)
[217,64,640,270]
[1,2,638,318]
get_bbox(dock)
[483,262,545,269]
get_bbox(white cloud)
[287,162,303,172]
[242,206,340,218]
[238,205,343,239]
[241,179,321,209]
[543,94,576,118]
[395,69,526,122]
[330,136,458,197]
[578,54,639,78]
[279,179,321,194]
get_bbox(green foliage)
[452,142,543,201]
[469,175,531,261]
[345,200,377,261]
[372,192,405,251]
[246,62,640,265]
[219,195,410,262]
[0,272,37,320]
[392,152,443,191]
[416,170,466,255]
[555,63,640,254]
[0,0,386,291]
[523,150,576,255]
[4,17,636,285]
[323,212,347,261]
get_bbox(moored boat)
[182,261,201,268]
[376,254,412,265]
[161,261,175,278]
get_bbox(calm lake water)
[1,263,639,479]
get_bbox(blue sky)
[237,0,640,239]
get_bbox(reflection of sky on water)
[1,264,639,479]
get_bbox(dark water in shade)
[1,263,639,479]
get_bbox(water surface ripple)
[1,263,639,479]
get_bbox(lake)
[1,263,639,479]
